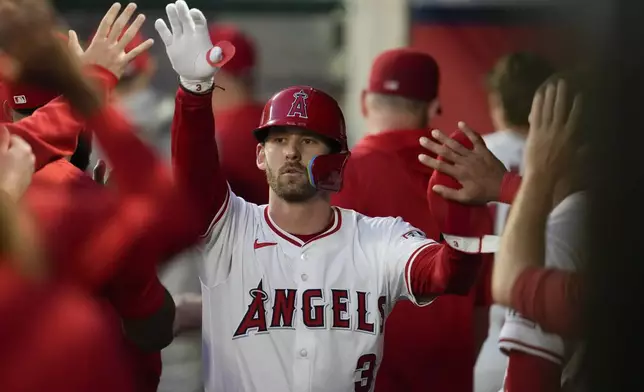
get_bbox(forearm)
[493,173,554,306]
[409,244,482,297]
[511,266,581,337]
[172,86,228,232]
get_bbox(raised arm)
[156,0,235,233]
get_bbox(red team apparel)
[171,82,489,392]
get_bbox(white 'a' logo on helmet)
[286,90,309,119]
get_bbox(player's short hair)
[486,52,555,128]
[367,93,428,117]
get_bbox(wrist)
[179,76,214,94]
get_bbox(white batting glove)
[155,0,227,93]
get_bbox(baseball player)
[418,76,585,391]
[157,1,492,391]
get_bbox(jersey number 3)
[354,353,377,392]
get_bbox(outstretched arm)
[155,0,235,233]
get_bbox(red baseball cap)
[208,23,255,76]
[368,48,440,102]
[4,32,69,110]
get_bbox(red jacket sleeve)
[31,103,201,293]
[504,351,562,392]
[5,66,117,170]
[511,267,581,337]
[172,86,228,233]
[499,172,522,205]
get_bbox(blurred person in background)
[417,74,586,391]
[111,30,175,156]
[332,48,491,392]
[475,51,555,392]
[0,3,205,391]
[209,22,267,205]
[0,0,201,390]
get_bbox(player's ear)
[256,143,266,170]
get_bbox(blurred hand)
[155,0,224,82]
[524,79,582,180]
[0,127,35,200]
[418,122,507,204]
[68,3,154,80]
[0,0,102,116]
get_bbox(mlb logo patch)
[13,95,27,105]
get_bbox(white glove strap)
[498,309,565,365]
[180,76,214,94]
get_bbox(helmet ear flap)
[307,152,351,192]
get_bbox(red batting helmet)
[253,86,350,192]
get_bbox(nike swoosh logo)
[254,239,277,250]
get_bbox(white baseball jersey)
[199,187,438,392]
[482,129,526,235]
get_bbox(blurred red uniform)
[3,66,202,392]
[0,264,136,392]
[209,24,267,204]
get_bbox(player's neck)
[268,195,333,235]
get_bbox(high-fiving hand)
[68,3,154,80]
[523,79,582,179]
[155,0,235,92]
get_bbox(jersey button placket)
[293,248,313,392]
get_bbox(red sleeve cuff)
[177,85,214,106]
[499,172,522,204]
[511,267,580,337]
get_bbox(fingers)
[95,3,121,40]
[431,129,471,156]
[432,185,465,203]
[67,29,84,57]
[566,94,583,131]
[166,3,182,37]
[154,19,173,46]
[418,153,459,178]
[124,37,154,63]
[189,8,207,31]
[541,82,557,127]
[116,13,146,52]
[420,135,462,164]
[529,89,543,130]
[107,2,137,44]
[175,0,195,34]
[0,126,9,152]
[457,122,486,149]
[552,79,568,127]
[9,135,35,168]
